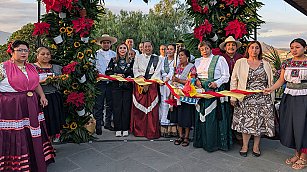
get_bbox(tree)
[0,23,39,63]
[94,0,192,53]
[185,0,264,53]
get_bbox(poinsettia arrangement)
[37,0,104,143]
[185,0,264,53]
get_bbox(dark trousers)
[93,81,113,129]
[112,88,132,131]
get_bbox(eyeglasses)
[14,49,29,53]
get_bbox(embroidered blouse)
[34,64,62,94]
[282,58,307,95]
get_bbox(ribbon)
[97,74,263,100]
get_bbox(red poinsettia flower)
[221,0,245,7]
[193,19,213,42]
[203,6,209,14]
[72,17,94,37]
[42,0,78,12]
[32,22,50,36]
[62,61,78,74]
[66,92,85,107]
[224,19,247,39]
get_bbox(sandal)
[292,158,307,170]
[286,155,300,165]
[174,137,183,145]
[181,138,190,147]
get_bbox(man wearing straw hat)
[219,35,243,143]
[219,36,243,87]
[93,34,117,135]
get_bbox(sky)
[0,0,307,48]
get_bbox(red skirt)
[130,83,160,139]
[0,91,55,172]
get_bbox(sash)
[144,55,159,79]
[178,63,194,80]
[163,57,170,74]
[3,60,39,91]
[199,55,223,121]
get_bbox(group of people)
[0,35,306,171]
[94,34,307,170]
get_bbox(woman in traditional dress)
[193,41,232,152]
[172,49,196,147]
[34,47,65,141]
[106,43,134,137]
[231,41,275,157]
[0,40,55,171]
[159,44,177,137]
[265,38,307,169]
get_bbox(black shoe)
[239,151,248,157]
[252,150,261,157]
[104,126,114,131]
[96,128,102,135]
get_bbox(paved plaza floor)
[48,129,305,172]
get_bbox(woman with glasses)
[193,41,232,152]
[34,47,65,142]
[106,43,134,137]
[0,40,54,171]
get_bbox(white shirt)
[133,54,162,79]
[194,54,230,87]
[95,49,116,74]
[132,48,140,55]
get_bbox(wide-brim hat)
[95,34,117,45]
[219,36,242,50]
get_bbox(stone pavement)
[48,129,305,172]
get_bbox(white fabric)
[132,94,159,114]
[0,113,45,137]
[133,54,162,79]
[159,58,175,125]
[132,48,140,55]
[195,100,217,122]
[95,49,116,74]
[194,54,230,87]
[284,67,307,95]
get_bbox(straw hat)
[95,34,117,45]
[219,36,242,50]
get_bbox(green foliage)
[94,0,192,53]
[185,0,265,53]
[0,23,41,63]
[263,45,283,98]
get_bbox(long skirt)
[112,88,132,131]
[130,83,160,139]
[279,93,307,151]
[193,96,232,152]
[43,91,65,136]
[177,102,195,128]
[159,84,177,137]
[0,92,55,172]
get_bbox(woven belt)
[286,82,307,89]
